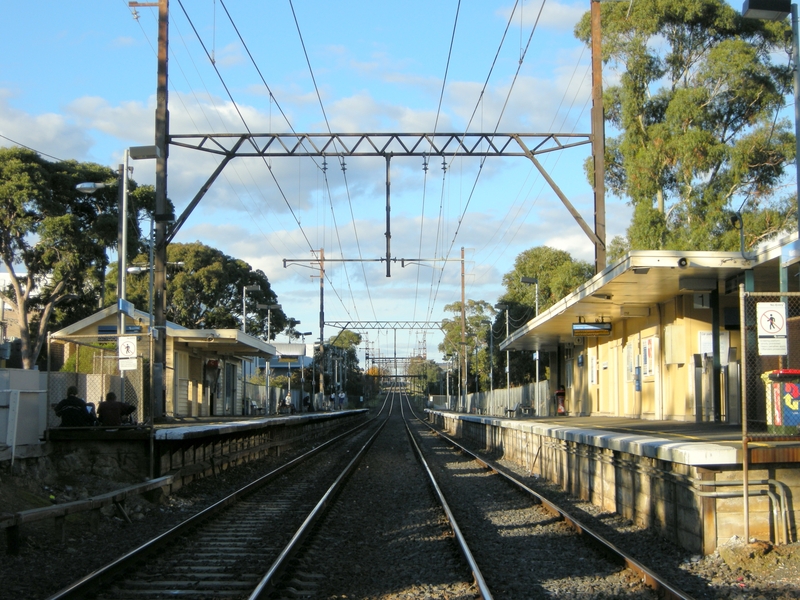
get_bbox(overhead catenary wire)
[122,1,592,359]
[170,2,358,323]
[287,0,373,324]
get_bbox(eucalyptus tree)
[576,0,795,251]
[0,147,146,368]
[497,246,595,386]
[123,241,285,337]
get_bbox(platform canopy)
[499,244,791,353]
[52,305,275,359]
[170,329,275,358]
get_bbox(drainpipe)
[691,478,789,544]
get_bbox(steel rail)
[44,412,380,600]
[248,403,392,598]
[411,407,697,600]
[400,395,494,600]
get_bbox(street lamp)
[242,285,261,333]
[128,261,184,332]
[257,303,281,412]
[241,284,261,390]
[495,303,510,412]
[256,303,281,341]
[481,319,493,393]
[521,277,540,414]
[742,1,799,240]
[741,0,794,549]
[300,331,312,409]
[76,145,159,337]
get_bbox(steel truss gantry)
[326,321,443,330]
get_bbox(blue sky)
[2,0,634,362]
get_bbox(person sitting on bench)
[54,386,96,427]
[97,391,136,426]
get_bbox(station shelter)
[50,305,275,420]
[500,238,800,425]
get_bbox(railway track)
[49,390,697,599]
[45,402,384,600]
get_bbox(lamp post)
[77,146,159,336]
[521,277,540,413]
[495,303,510,411]
[300,331,312,409]
[257,303,281,412]
[744,1,799,229]
[480,319,493,393]
[257,303,281,341]
[242,285,261,333]
[287,320,301,409]
[741,0,795,547]
[128,261,184,332]
[459,335,475,412]
[241,284,260,388]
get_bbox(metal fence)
[431,381,552,417]
[47,333,149,428]
[740,290,800,440]
[740,289,800,543]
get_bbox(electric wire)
[217,1,359,322]
[414,0,462,357]
[0,134,64,162]
[176,0,317,255]
[287,0,367,322]
[175,2,357,323]
[426,0,526,317]
[127,1,590,360]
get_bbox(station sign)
[572,322,612,337]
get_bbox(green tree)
[407,356,444,396]
[439,299,495,392]
[123,241,286,338]
[576,0,795,251]
[498,246,594,385]
[0,148,135,368]
[316,329,362,396]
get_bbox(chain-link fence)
[47,333,150,428]
[741,290,800,440]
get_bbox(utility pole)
[152,0,169,419]
[460,247,466,412]
[591,0,606,272]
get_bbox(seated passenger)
[55,386,96,427]
[97,391,136,426]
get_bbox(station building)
[433,233,800,553]
[49,304,275,419]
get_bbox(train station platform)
[45,410,369,490]
[425,410,800,555]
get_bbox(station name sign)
[572,322,612,337]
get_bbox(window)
[97,325,142,335]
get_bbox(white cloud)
[496,1,586,31]
[0,91,94,161]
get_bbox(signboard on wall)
[572,322,612,337]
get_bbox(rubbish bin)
[761,370,800,434]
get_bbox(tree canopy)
[493,246,594,386]
[576,0,796,252]
[0,147,154,368]
[124,241,286,338]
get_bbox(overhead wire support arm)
[168,132,591,158]
[325,321,444,330]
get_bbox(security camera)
[677,257,688,268]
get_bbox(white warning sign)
[757,302,787,356]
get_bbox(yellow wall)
[567,291,740,421]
